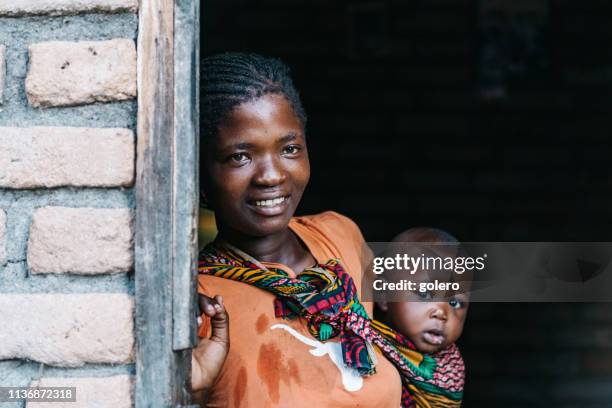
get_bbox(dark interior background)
[201,1,612,406]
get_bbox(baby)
[373,227,469,406]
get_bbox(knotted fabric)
[198,241,464,407]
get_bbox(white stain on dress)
[271,323,364,392]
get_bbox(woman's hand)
[191,294,229,396]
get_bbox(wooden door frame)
[135,0,200,406]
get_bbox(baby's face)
[386,295,469,354]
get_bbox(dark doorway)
[201,1,612,406]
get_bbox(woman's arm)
[191,294,230,400]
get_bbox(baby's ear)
[375,299,389,312]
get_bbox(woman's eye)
[229,153,249,163]
[282,145,301,155]
[449,298,463,309]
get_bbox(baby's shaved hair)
[387,227,473,288]
[392,227,459,245]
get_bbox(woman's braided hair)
[200,52,307,142]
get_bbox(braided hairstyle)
[200,52,307,143]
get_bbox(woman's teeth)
[254,197,286,207]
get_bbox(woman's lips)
[422,330,445,346]
[246,195,290,216]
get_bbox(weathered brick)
[0,0,137,16]
[0,127,134,188]
[28,207,133,275]
[0,209,5,265]
[26,39,136,108]
[27,375,133,408]
[0,293,134,367]
[0,44,5,104]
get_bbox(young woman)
[192,52,402,407]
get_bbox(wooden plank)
[135,0,195,406]
[173,0,200,352]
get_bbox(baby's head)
[376,227,470,354]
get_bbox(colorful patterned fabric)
[372,319,465,407]
[198,241,464,407]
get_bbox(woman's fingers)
[209,295,229,345]
[191,294,230,393]
[197,294,229,344]
[199,293,221,317]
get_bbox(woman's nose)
[430,303,448,321]
[252,155,286,187]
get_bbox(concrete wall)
[0,1,138,406]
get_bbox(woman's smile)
[246,194,292,216]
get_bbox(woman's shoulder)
[291,211,371,283]
[292,210,365,242]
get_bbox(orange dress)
[197,211,402,408]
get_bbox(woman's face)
[203,93,310,238]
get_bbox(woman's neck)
[217,225,313,271]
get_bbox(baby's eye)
[416,290,433,300]
[282,145,301,155]
[449,298,463,309]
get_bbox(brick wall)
[0,1,138,406]
[203,1,612,407]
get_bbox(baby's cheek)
[446,321,463,344]
[392,308,424,338]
